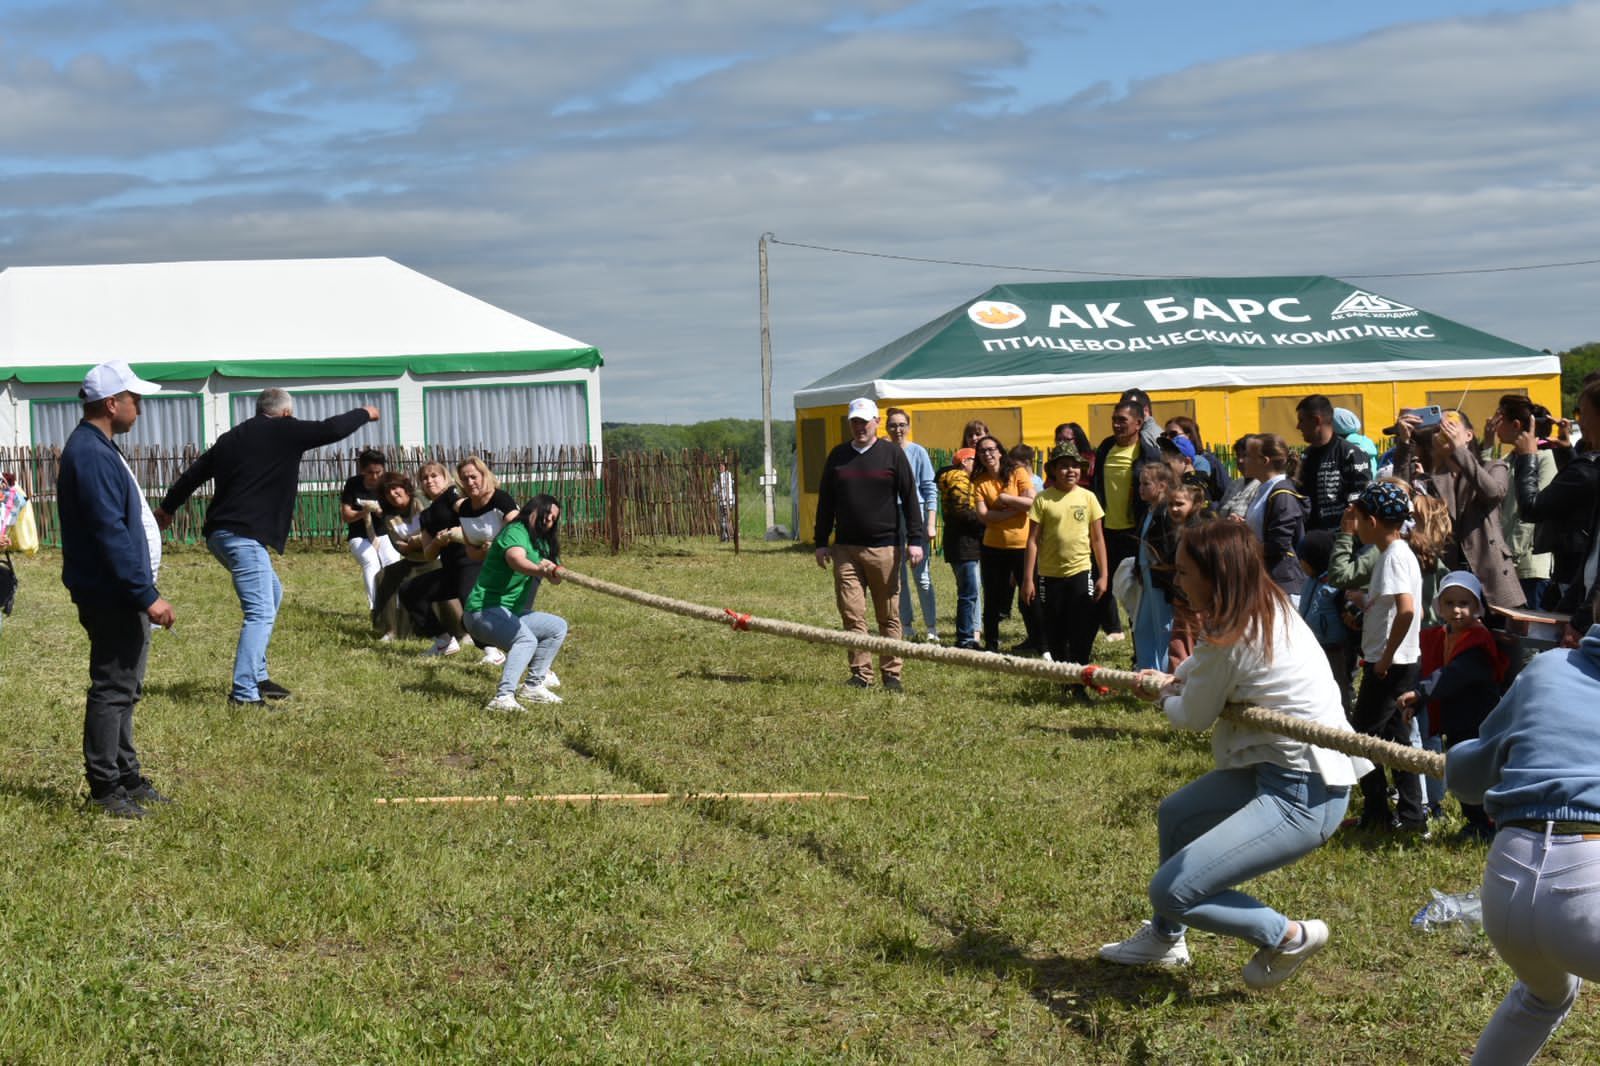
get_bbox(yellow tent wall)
[796,373,1560,543]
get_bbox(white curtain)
[230,390,398,459]
[424,383,587,455]
[32,396,202,450]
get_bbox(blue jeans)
[207,530,282,702]
[1473,828,1600,1065]
[1149,764,1349,948]
[464,607,568,699]
[898,550,938,634]
[948,559,979,643]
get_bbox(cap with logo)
[846,397,879,422]
[80,360,163,402]
[1159,434,1197,460]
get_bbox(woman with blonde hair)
[1099,520,1364,988]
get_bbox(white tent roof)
[0,256,591,367]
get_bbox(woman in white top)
[1098,519,1365,990]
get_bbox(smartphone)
[1403,405,1443,427]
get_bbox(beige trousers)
[831,544,903,682]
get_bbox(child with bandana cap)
[1349,480,1428,832]
[1397,570,1509,842]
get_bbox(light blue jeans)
[1472,827,1600,1065]
[464,607,568,699]
[207,530,282,702]
[948,559,980,643]
[1149,764,1349,948]
[898,550,938,635]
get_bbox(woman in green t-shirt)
[463,495,568,712]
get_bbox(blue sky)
[2,0,1596,422]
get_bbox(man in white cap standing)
[813,397,925,691]
[58,359,176,819]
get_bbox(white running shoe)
[423,635,460,657]
[925,633,941,645]
[1242,919,1328,990]
[482,646,507,666]
[484,693,523,712]
[1098,921,1191,968]
[460,634,475,648]
[541,669,561,689]
[518,683,563,704]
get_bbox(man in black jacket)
[1295,394,1371,530]
[814,397,924,690]
[156,388,376,707]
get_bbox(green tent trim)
[1,347,603,385]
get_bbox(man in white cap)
[813,397,925,691]
[58,359,176,819]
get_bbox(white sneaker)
[1098,921,1190,968]
[1243,919,1328,990]
[518,683,563,704]
[423,635,460,658]
[379,632,396,643]
[482,646,507,666]
[925,633,941,645]
[460,634,475,648]
[484,693,523,712]
[541,669,561,689]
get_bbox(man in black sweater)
[1295,393,1372,530]
[156,388,377,707]
[813,397,924,691]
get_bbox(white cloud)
[1,1,1597,423]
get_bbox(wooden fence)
[0,445,739,552]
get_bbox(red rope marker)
[1079,664,1112,696]
[723,608,753,631]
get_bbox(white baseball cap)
[846,397,879,422]
[80,360,162,402]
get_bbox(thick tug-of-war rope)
[555,568,1446,778]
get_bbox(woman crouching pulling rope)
[1098,518,1368,989]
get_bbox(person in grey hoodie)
[1445,618,1600,1066]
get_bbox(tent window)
[231,390,398,459]
[1428,388,1522,436]
[31,395,202,450]
[897,407,1022,455]
[1086,399,1195,442]
[800,419,828,494]
[424,383,588,455]
[1258,394,1364,441]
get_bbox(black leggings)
[980,544,1040,650]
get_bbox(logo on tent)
[967,301,1026,329]
[1330,290,1420,320]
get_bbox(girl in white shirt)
[1098,519,1365,990]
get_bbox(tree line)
[602,418,796,479]
[1560,342,1600,415]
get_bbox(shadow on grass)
[870,926,1244,1030]
[145,677,228,703]
[0,777,80,813]
[673,666,809,686]
[559,724,1238,1048]
[1024,722,1169,743]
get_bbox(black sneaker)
[227,695,267,709]
[257,679,291,701]
[845,676,871,689]
[123,777,174,806]
[88,789,147,820]
[883,677,904,693]
[1006,642,1043,656]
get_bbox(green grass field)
[0,541,1592,1063]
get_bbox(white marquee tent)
[0,256,603,457]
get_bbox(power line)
[765,236,1600,281]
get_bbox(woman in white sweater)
[1098,519,1366,989]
